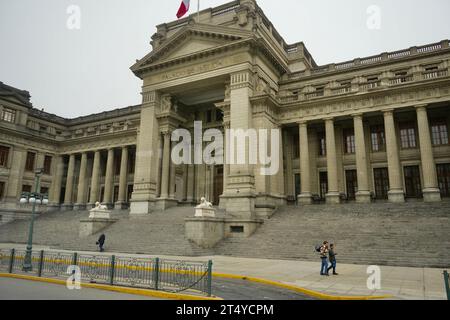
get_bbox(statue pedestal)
[89,209,112,219]
[195,207,217,218]
[79,206,116,238]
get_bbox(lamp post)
[21,168,48,272]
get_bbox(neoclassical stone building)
[1,0,449,224]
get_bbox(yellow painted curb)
[0,273,222,301]
[212,272,392,300]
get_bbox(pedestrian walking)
[96,234,106,252]
[327,244,338,275]
[319,241,329,276]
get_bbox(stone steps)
[1,202,449,267]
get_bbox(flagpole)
[197,0,200,22]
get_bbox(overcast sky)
[1,0,449,118]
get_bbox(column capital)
[382,108,395,115]
[324,117,334,122]
[415,104,428,111]
[351,112,364,118]
[298,120,308,126]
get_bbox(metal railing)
[444,270,450,300]
[0,248,213,297]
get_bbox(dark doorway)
[404,166,422,198]
[213,166,223,206]
[127,185,134,203]
[374,168,389,199]
[437,163,450,198]
[59,187,65,204]
[294,174,301,200]
[345,170,358,200]
[319,172,328,200]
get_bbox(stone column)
[298,121,312,204]
[187,164,195,203]
[103,148,115,208]
[48,155,64,210]
[115,146,129,209]
[383,110,405,203]
[5,147,26,205]
[283,130,294,198]
[74,152,88,210]
[160,132,171,199]
[89,151,101,207]
[353,114,371,203]
[63,154,76,209]
[130,91,161,215]
[325,118,340,204]
[416,105,441,202]
[182,165,189,201]
[223,70,256,219]
[169,141,176,200]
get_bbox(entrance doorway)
[404,166,422,198]
[374,168,389,199]
[437,163,450,197]
[213,166,223,206]
[319,172,328,200]
[345,170,358,200]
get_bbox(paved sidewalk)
[1,243,447,300]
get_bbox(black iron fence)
[444,271,450,300]
[0,248,213,296]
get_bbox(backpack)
[315,245,322,253]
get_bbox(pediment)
[131,24,253,75]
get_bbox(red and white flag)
[176,0,190,19]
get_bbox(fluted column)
[74,152,88,210]
[383,110,405,203]
[103,148,115,207]
[160,132,171,199]
[298,121,312,204]
[89,151,101,207]
[416,105,441,202]
[48,155,63,205]
[115,146,129,209]
[354,114,371,203]
[325,118,340,204]
[63,154,76,209]
[169,141,176,200]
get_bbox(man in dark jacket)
[96,234,106,252]
[327,244,338,275]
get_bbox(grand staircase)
[1,201,449,267]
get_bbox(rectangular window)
[292,134,300,159]
[371,125,386,152]
[0,146,9,167]
[206,110,213,123]
[345,170,358,200]
[404,166,422,198]
[43,156,52,175]
[114,154,121,175]
[431,122,449,146]
[216,110,224,122]
[437,164,450,198]
[374,168,389,200]
[1,108,16,123]
[25,152,36,172]
[128,152,135,174]
[0,181,5,200]
[22,185,32,193]
[318,132,326,156]
[40,187,49,196]
[400,123,417,149]
[344,129,355,154]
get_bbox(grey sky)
[0,0,449,118]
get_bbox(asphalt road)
[212,278,316,300]
[0,276,315,300]
[0,278,158,300]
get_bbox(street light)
[21,168,48,272]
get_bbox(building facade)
[1,0,449,223]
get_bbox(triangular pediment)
[131,24,253,75]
